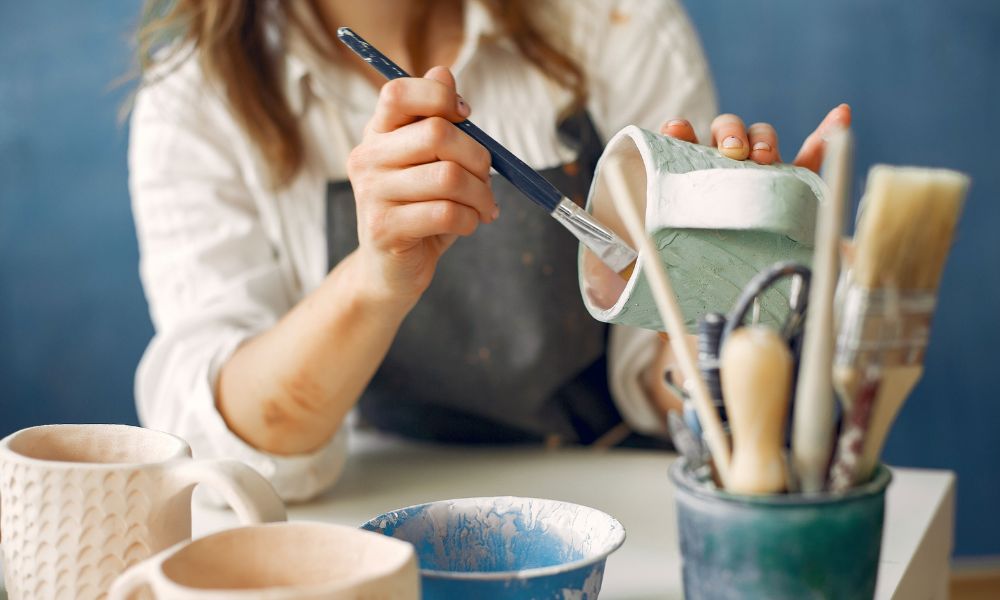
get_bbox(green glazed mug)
[579,126,827,332]
[670,459,891,599]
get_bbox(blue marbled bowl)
[361,496,626,600]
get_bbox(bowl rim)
[359,495,627,581]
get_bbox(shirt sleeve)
[580,0,720,434]
[129,58,346,502]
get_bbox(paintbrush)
[791,127,852,494]
[337,27,638,274]
[828,165,968,491]
[603,160,732,485]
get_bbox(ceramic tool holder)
[579,126,826,333]
[0,424,287,600]
[671,459,891,599]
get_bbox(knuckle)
[363,208,389,241]
[432,202,460,229]
[748,122,775,135]
[380,79,408,109]
[460,212,478,236]
[346,146,367,177]
[473,145,492,177]
[432,85,455,114]
[433,161,464,192]
[424,117,453,147]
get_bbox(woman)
[131,0,849,500]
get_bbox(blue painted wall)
[684,0,1000,558]
[1,1,997,556]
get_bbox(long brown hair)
[136,1,585,189]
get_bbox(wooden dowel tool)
[604,160,732,486]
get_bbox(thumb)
[423,65,456,89]
[424,66,470,119]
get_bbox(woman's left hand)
[643,103,852,422]
[659,103,851,173]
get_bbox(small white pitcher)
[109,522,420,599]
[0,424,286,600]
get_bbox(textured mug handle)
[107,546,167,600]
[172,458,287,524]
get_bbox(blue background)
[1,1,997,557]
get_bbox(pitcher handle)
[172,458,287,525]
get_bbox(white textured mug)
[0,424,287,600]
[109,521,420,599]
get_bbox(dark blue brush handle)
[337,27,562,212]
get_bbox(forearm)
[217,250,410,455]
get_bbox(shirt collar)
[283,0,502,115]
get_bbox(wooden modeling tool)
[829,165,968,490]
[337,27,637,274]
[720,326,794,494]
[603,161,732,485]
[791,128,852,494]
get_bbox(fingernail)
[457,95,471,118]
[665,119,689,128]
[491,205,500,220]
[722,136,743,149]
[752,141,771,152]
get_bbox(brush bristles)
[852,165,969,291]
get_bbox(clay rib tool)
[603,160,731,486]
[720,326,794,494]
[791,127,852,494]
[337,27,638,273]
[828,165,968,490]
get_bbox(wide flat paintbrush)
[828,165,968,491]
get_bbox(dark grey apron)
[326,112,620,444]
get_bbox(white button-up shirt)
[129,0,717,501]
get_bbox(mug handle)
[107,543,175,600]
[172,458,287,524]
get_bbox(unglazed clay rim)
[153,521,416,595]
[360,496,627,581]
[0,423,190,468]
[668,459,893,506]
[581,126,652,321]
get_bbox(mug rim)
[0,424,190,469]
[669,458,893,506]
[152,521,415,595]
[360,495,627,581]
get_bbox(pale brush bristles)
[829,163,969,490]
[853,165,969,292]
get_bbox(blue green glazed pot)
[579,126,826,332]
[670,459,891,599]
[360,496,626,600]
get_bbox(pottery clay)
[0,424,286,600]
[580,127,826,332]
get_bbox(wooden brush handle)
[721,327,793,494]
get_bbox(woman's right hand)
[347,66,498,310]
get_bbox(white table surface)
[0,431,955,599]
